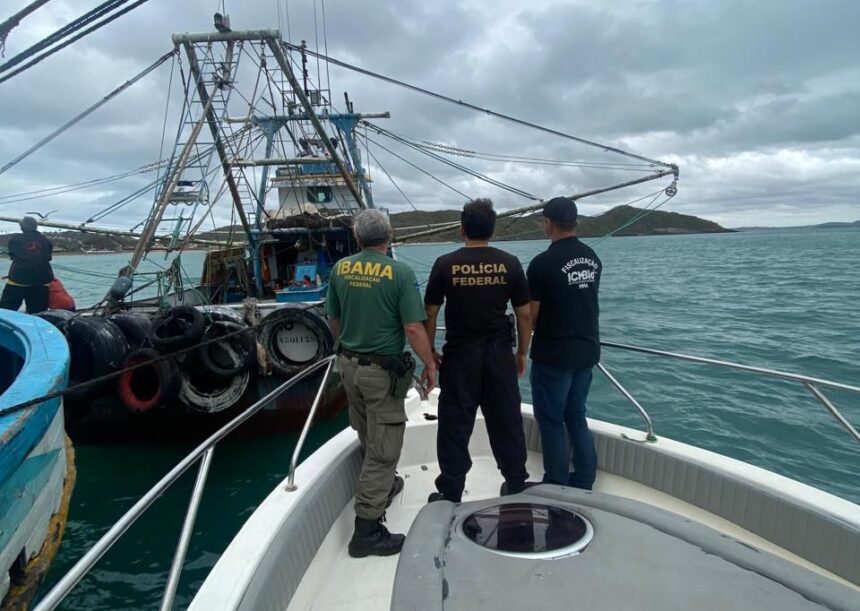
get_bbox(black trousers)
[435,338,529,501]
[0,284,49,313]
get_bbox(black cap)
[542,197,577,223]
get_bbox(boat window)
[460,502,593,557]
[307,186,333,204]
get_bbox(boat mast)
[121,94,217,278]
[178,39,253,237]
[266,37,366,209]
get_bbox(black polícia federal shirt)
[424,246,530,350]
[527,236,601,369]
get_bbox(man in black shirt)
[1,216,54,313]
[424,199,533,502]
[527,197,601,490]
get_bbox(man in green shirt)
[327,208,436,558]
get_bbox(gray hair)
[353,209,392,247]
[20,216,38,231]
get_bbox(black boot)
[500,481,541,496]
[348,516,405,558]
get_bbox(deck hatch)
[459,502,594,559]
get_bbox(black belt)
[339,347,392,368]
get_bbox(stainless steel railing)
[427,327,858,444]
[34,354,338,611]
[600,341,860,443]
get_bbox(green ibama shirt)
[326,249,426,355]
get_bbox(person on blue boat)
[527,196,602,490]
[424,198,534,503]
[327,208,437,558]
[0,216,54,314]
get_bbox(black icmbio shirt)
[527,236,601,369]
[425,247,530,350]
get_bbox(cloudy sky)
[0,0,858,232]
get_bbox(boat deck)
[287,401,858,611]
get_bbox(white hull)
[190,390,860,611]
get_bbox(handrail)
[285,359,334,491]
[601,341,860,443]
[34,354,338,611]
[595,363,657,441]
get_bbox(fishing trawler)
[0,311,75,610]
[6,22,395,440]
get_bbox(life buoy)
[116,347,181,412]
[65,316,130,400]
[148,305,205,352]
[109,313,153,349]
[178,342,250,413]
[197,320,255,377]
[258,306,334,378]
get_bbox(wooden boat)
[0,311,75,610]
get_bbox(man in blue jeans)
[527,197,601,489]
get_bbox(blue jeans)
[530,362,597,489]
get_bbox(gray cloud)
[0,0,858,231]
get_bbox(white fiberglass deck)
[286,396,858,611]
[189,390,860,611]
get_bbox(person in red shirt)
[48,277,76,311]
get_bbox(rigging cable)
[0,0,156,85]
[367,123,538,200]
[0,49,175,175]
[363,134,472,200]
[0,0,132,72]
[0,0,53,56]
[155,52,178,191]
[281,41,675,170]
[0,161,165,205]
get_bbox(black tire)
[197,305,245,325]
[65,316,130,400]
[148,305,205,352]
[116,347,181,412]
[258,306,334,378]
[37,309,76,333]
[179,342,250,413]
[109,313,153,349]
[198,321,255,377]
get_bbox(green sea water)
[5,228,856,610]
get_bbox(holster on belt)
[340,347,416,399]
[386,353,416,399]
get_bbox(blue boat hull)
[0,311,73,607]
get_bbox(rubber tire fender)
[198,320,256,377]
[148,305,205,352]
[65,316,130,400]
[197,305,246,325]
[108,313,153,349]
[37,309,76,333]
[258,306,334,378]
[178,342,250,413]
[116,347,181,412]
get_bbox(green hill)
[390,205,731,242]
